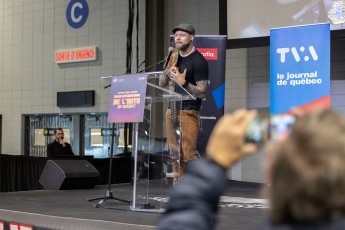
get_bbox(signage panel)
[55,47,97,64]
[270,23,330,115]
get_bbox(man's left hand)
[169,64,187,85]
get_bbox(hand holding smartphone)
[245,114,296,144]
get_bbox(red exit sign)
[55,47,97,64]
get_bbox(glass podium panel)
[101,72,195,212]
[132,71,196,212]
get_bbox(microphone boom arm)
[137,59,166,73]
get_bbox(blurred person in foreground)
[157,109,345,230]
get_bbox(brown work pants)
[166,109,200,184]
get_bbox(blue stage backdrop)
[270,23,330,115]
[171,35,227,156]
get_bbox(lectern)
[102,71,195,212]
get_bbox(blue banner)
[270,23,330,115]
[194,36,227,156]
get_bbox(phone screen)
[270,114,296,142]
[246,114,296,144]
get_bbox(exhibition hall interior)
[1,0,345,229]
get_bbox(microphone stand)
[137,59,166,73]
[103,59,165,89]
[136,59,146,73]
[88,124,130,207]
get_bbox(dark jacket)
[157,159,345,230]
[157,159,227,230]
[47,140,74,158]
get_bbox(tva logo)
[276,46,318,63]
[66,0,89,29]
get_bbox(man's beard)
[176,40,191,51]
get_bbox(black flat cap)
[172,23,195,35]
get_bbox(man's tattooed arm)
[159,70,169,87]
[186,80,208,99]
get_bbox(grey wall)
[0,0,145,154]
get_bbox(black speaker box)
[39,160,100,190]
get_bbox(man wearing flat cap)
[159,23,209,185]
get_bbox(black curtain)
[0,154,47,192]
[0,154,131,192]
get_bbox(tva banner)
[270,23,330,115]
[171,35,227,156]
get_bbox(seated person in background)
[157,109,345,230]
[47,127,74,158]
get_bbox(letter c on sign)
[72,2,83,23]
[66,0,89,29]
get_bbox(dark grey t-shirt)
[175,49,209,111]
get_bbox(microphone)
[162,47,174,70]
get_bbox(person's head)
[172,23,195,51]
[269,109,345,224]
[54,128,64,141]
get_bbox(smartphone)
[245,115,270,144]
[245,114,296,144]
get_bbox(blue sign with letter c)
[66,0,89,29]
